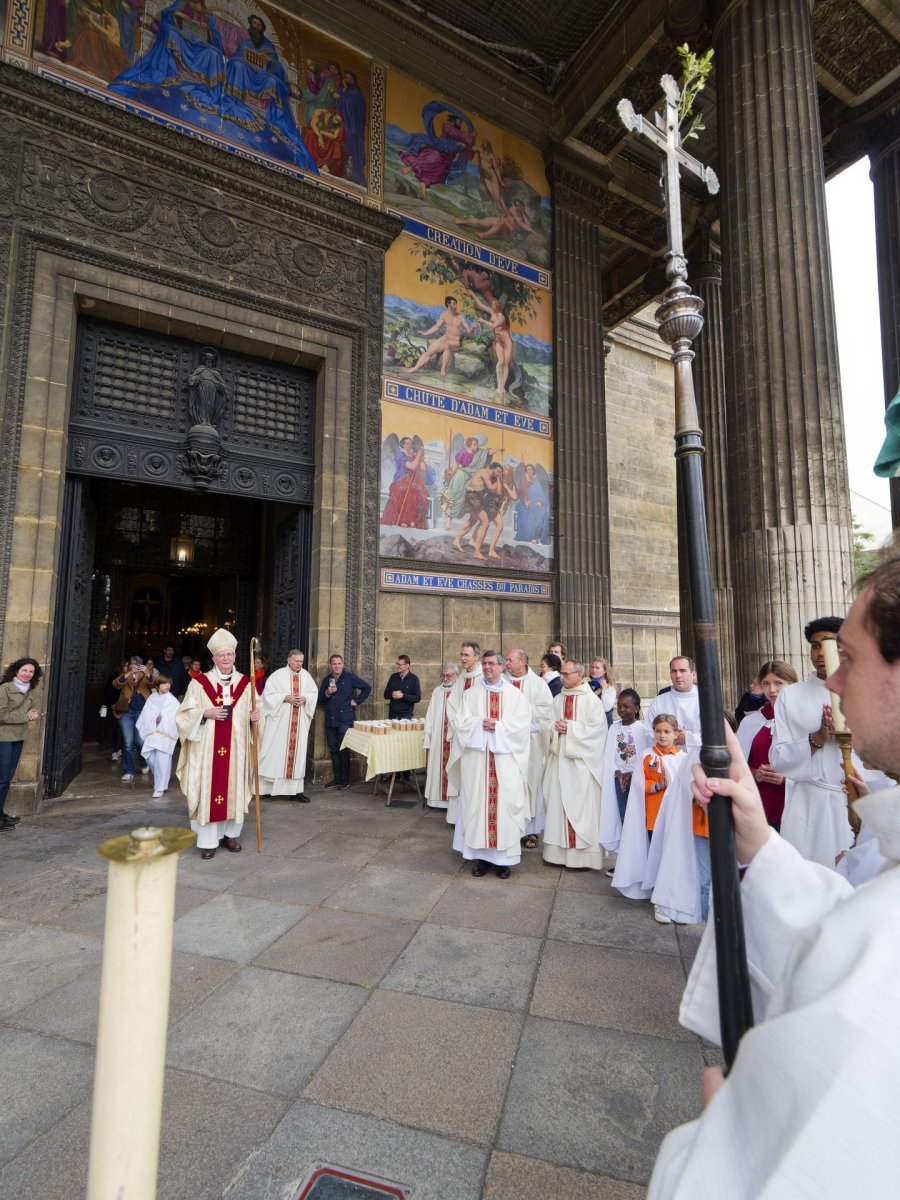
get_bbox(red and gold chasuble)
[484,689,501,849]
[196,672,251,822]
[563,693,578,849]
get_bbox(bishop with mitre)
[176,628,262,860]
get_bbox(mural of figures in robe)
[379,399,553,574]
[32,0,370,187]
[384,71,552,271]
[383,234,552,416]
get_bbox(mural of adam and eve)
[379,401,553,574]
[384,72,552,272]
[383,235,553,415]
[32,0,368,184]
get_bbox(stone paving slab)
[227,854,361,906]
[530,941,693,1040]
[548,891,681,956]
[295,830,394,866]
[323,864,452,921]
[0,1028,94,1168]
[168,966,368,1095]
[498,1016,702,1184]
[0,866,109,922]
[256,908,418,986]
[382,922,542,1012]
[483,1151,647,1199]
[49,881,212,936]
[369,832,468,875]
[3,924,101,1011]
[224,1100,488,1200]
[0,1069,287,1200]
[173,892,309,962]
[427,874,555,937]
[304,990,522,1144]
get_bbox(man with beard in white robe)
[542,659,608,870]
[444,640,483,825]
[648,554,900,1198]
[447,649,531,878]
[176,628,262,860]
[769,616,855,868]
[258,648,318,803]
[422,663,459,810]
[646,657,701,748]
[504,646,553,846]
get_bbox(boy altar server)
[447,649,530,878]
[135,673,180,799]
[541,659,607,870]
[258,649,318,802]
[176,628,262,860]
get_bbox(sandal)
[523,834,539,849]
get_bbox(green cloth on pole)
[874,387,900,478]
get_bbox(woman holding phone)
[0,657,43,830]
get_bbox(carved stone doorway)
[44,476,311,797]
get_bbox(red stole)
[440,689,452,804]
[285,671,301,777]
[485,688,500,849]
[196,672,251,821]
[563,692,577,848]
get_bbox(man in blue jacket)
[319,654,371,789]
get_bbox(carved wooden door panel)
[271,510,312,663]
[44,477,97,797]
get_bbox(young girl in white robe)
[136,675,180,798]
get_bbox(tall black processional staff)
[618,71,753,1067]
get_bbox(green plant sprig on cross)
[676,44,714,141]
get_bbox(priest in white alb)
[444,640,483,825]
[769,616,854,868]
[541,659,608,870]
[447,649,531,878]
[504,646,553,847]
[422,662,459,810]
[648,556,900,1198]
[258,648,318,803]
[176,628,262,860]
[646,656,701,747]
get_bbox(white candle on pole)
[820,637,847,734]
[86,826,194,1200]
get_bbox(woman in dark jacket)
[0,657,43,830]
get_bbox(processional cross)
[618,77,753,1069]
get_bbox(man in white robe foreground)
[258,648,318,802]
[444,640,483,825]
[542,659,607,870]
[176,628,262,860]
[447,649,530,878]
[422,663,459,810]
[769,616,854,868]
[649,555,900,1198]
[504,647,553,846]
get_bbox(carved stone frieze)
[61,162,157,233]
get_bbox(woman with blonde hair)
[588,657,619,725]
[736,659,799,831]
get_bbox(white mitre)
[207,627,237,656]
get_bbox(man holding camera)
[176,628,262,860]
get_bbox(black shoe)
[297,794,310,803]
[0,818,15,832]
[324,779,340,789]
[1,814,20,825]
[472,860,489,877]
[495,865,511,880]
[337,781,351,791]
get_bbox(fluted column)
[678,234,739,704]
[714,0,854,681]
[547,159,612,662]
[870,109,900,528]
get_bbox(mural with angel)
[380,433,438,529]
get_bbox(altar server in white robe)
[504,647,553,845]
[447,649,531,877]
[646,656,701,747]
[258,648,318,801]
[444,640,483,825]
[648,556,900,1198]
[422,663,459,810]
[542,660,608,870]
[769,616,855,868]
[599,688,650,854]
[176,628,262,859]
[135,674,180,798]
[644,746,708,924]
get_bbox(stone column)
[870,109,900,528]
[547,159,613,662]
[714,0,854,680]
[677,233,739,706]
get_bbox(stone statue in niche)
[179,348,229,486]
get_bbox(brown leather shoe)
[200,848,216,860]
[221,835,242,853]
